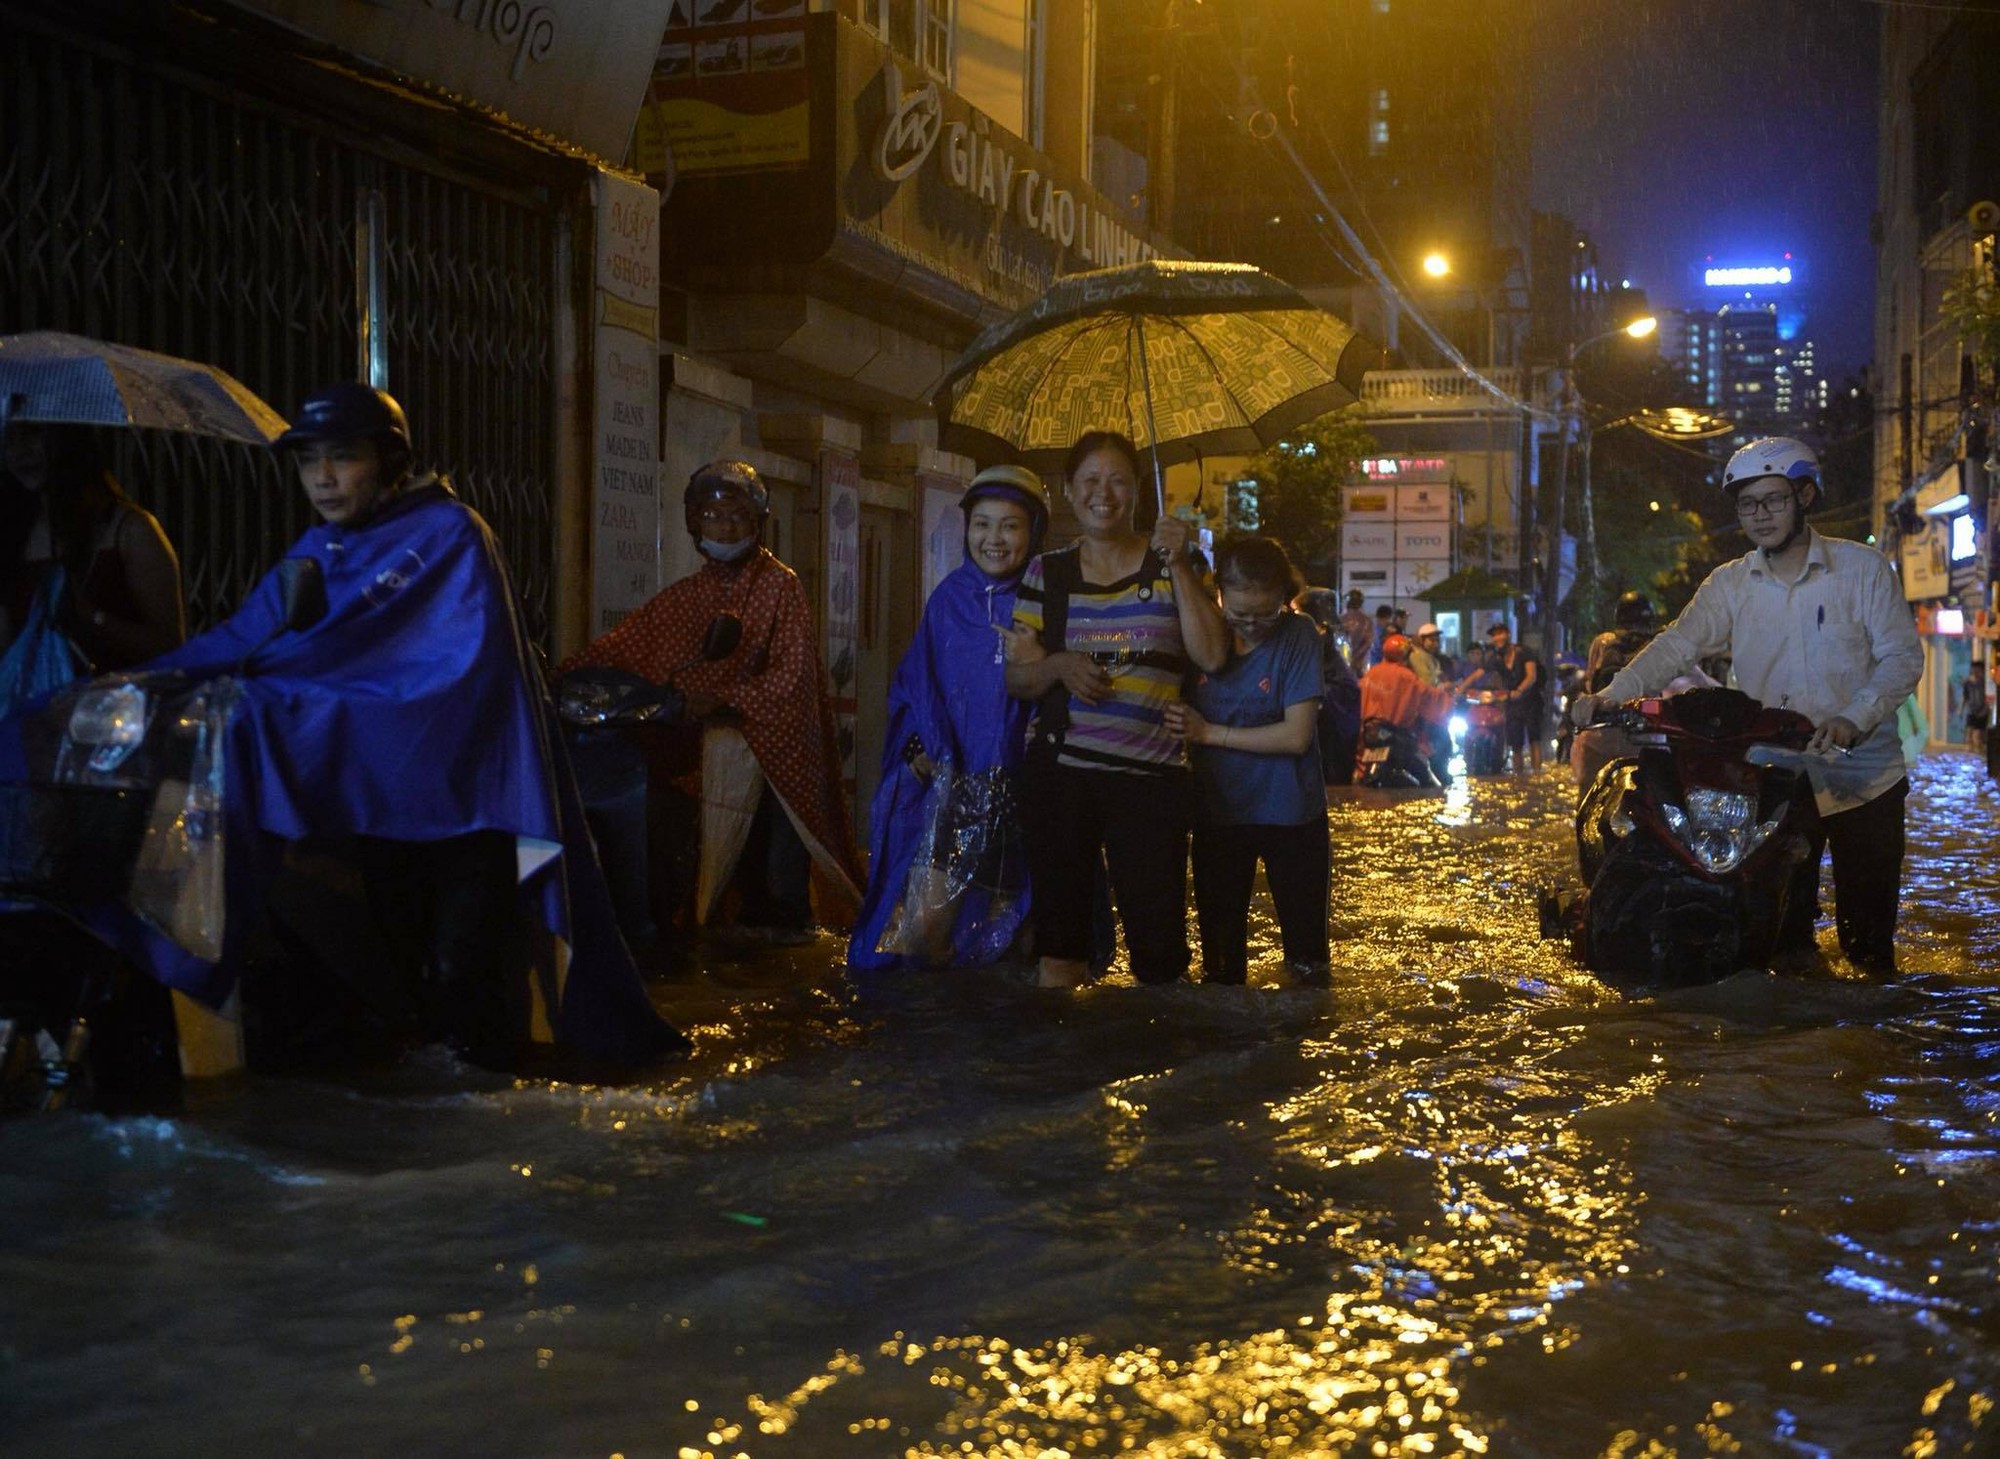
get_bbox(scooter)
[1541,685,1818,986]
[1353,716,1441,789]
[0,559,327,1112]
[1458,687,1509,777]
[556,613,742,951]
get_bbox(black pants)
[1023,759,1191,982]
[1778,778,1907,972]
[354,831,529,1070]
[1191,819,1331,983]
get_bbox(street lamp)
[1544,316,1657,663]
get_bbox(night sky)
[1530,0,1880,380]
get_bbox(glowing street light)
[1421,251,1452,279]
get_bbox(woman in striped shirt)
[1003,431,1230,988]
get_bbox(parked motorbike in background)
[1353,716,1442,789]
[0,560,327,1113]
[1457,687,1509,777]
[556,613,742,953]
[1541,685,1817,986]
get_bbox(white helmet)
[1722,437,1819,496]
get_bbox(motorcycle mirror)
[276,557,328,633]
[701,613,743,661]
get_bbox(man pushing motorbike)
[1570,437,1922,974]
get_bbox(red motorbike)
[1542,686,1819,985]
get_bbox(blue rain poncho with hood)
[847,467,1048,971]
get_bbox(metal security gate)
[0,15,563,644]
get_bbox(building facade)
[630,1,1171,825]
[1874,6,2000,759]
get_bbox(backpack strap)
[1031,546,1081,752]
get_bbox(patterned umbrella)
[0,331,287,445]
[935,259,1375,506]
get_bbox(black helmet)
[275,383,412,455]
[683,460,770,539]
[1614,589,1655,630]
[961,463,1052,553]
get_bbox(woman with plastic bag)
[848,465,1050,970]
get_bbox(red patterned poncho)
[563,547,863,927]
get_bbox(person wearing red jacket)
[1359,633,1454,737]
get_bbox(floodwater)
[3,756,1997,1459]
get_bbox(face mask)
[700,536,756,563]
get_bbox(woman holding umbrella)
[1003,431,1230,988]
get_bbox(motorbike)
[1353,715,1442,789]
[556,613,742,952]
[1457,687,1509,776]
[0,559,327,1113]
[1540,685,1818,986]
[1551,658,1588,764]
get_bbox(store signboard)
[1900,520,1950,601]
[1397,522,1451,559]
[1395,559,1450,598]
[1394,484,1452,522]
[1342,486,1394,522]
[1340,561,1394,598]
[589,171,662,633]
[637,0,811,176]
[232,0,677,161]
[1341,520,1395,558]
[821,448,862,789]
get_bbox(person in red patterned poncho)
[561,461,863,940]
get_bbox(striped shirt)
[1014,547,1189,773]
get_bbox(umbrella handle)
[1132,315,1166,519]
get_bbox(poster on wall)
[1900,520,1950,601]
[590,171,662,634]
[636,3,810,178]
[921,481,962,605]
[821,449,862,791]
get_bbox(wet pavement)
[2,754,1996,1458]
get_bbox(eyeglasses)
[1224,609,1286,630]
[1735,490,1792,520]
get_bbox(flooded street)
[4,755,1997,1459]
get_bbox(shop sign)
[1359,456,1451,483]
[1900,519,1950,601]
[1394,484,1452,523]
[1397,523,1451,559]
[1341,487,1393,521]
[1341,521,1394,558]
[920,481,963,606]
[1339,561,1394,598]
[636,0,811,176]
[230,0,675,161]
[821,449,862,788]
[590,172,662,632]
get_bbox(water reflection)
[2,758,1996,1458]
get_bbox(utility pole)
[1151,0,1181,236]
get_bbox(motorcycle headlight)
[1662,797,1781,875]
[67,683,148,748]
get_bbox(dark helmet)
[1614,589,1655,630]
[1380,632,1411,664]
[683,459,770,539]
[275,383,411,456]
[961,463,1052,552]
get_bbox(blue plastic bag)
[0,566,87,716]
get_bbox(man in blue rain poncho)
[848,465,1049,970]
[107,385,679,1069]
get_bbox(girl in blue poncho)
[848,464,1050,970]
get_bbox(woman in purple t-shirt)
[1165,537,1330,987]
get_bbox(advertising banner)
[1397,522,1451,559]
[920,481,963,606]
[1341,520,1395,558]
[1342,485,1394,521]
[821,448,862,790]
[1901,520,1950,601]
[234,0,678,162]
[589,171,661,634]
[638,0,812,177]
[1340,561,1394,598]
[1394,483,1453,522]
[1395,559,1451,598]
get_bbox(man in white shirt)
[1571,437,1922,974]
